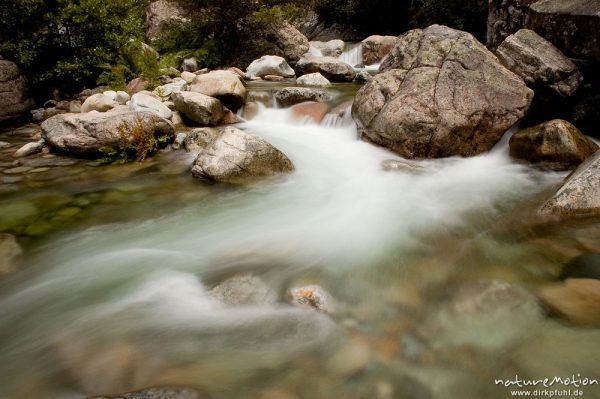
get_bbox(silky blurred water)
[0,103,598,399]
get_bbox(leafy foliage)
[99,115,171,164]
[0,0,149,95]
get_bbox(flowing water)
[1,85,600,399]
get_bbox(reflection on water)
[0,103,599,399]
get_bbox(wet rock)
[309,39,345,57]
[295,55,356,82]
[172,133,187,150]
[326,337,371,376]
[129,93,173,120]
[289,285,334,313]
[191,126,294,183]
[525,0,600,63]
[353,70,372,84]
[296,72,331,87]
[92,387,205,399]
[275,87,332,107]
[496,29,583,97]
[145,0,190,41]
[428,280,542,349]
[540,150,600,216]
[190,70,246,111]
[0,233,22,278]
[0,60,34,122]
[362,35,397,65]
[353,25,533,159]
[539,278,600,325]
[263,75,285,82]
[247,91,274,107]
[222,108,241,125]
[487,0,536,50]
[41,111,175,158]
[210,274,277,306]
[509,119,598,169]
[13,140,44,158]
[381,159,424,173]
[81,93,118,113]
[246,55,295,79]
[183,128,221,152]
[172,92,224,127]
[290,102,330,123]
[242,102,259,120]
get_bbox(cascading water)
[339,43,363,67]
[0,99,581,399]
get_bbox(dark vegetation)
[0,0,488,97]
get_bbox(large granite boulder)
[525,0,600,63]
[509,119,598,169]
[487,0,537,50]
[172,91,224,126]
[295,56,356,82]
[0,60,34,123]
[41,111,175,157]
[145,0,190,41]
[191,126,294,183]
[190,70,246,111]
[362,35,397,65]
[246,55,295,79]
[496,29,583,97]
[540,149,600,216]
[353,25,533,159]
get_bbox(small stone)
[13,140,44,158]
[172,133,187,150]
[289,285,334,313]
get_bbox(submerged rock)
[41,111,175,157]
[353,25,533,159]
[289,285,334,313]
[538,278,600,326]
[190,70,246,111]
[496,29,583,97]
[246,55,295,79]
[362,35,397,65]
[210,274,277,306]
[191,126,294,183]
[275,87,332,107]
[381,159,424,173]
[92,387,205,399]
[0,233,22,278]
[509,119,598,169]
[295,56,356,82]
[172,92,224,127]
[540,149,600,217]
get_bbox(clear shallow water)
[1,104,599,399]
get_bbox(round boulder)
[190,70,246,111]
[129,92,172,120]
[296,72,331,87]
[295,55,356,82]
[353,25,533,159]
[246,55,295,79]
[191,126,294,183]
[172,91,224,126]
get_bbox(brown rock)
[362,35,397,65]
[539,278,600,325]
[353,25,533,159]
[509,119,598,169]
[290,101,330,123]
[126,78,149,95]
